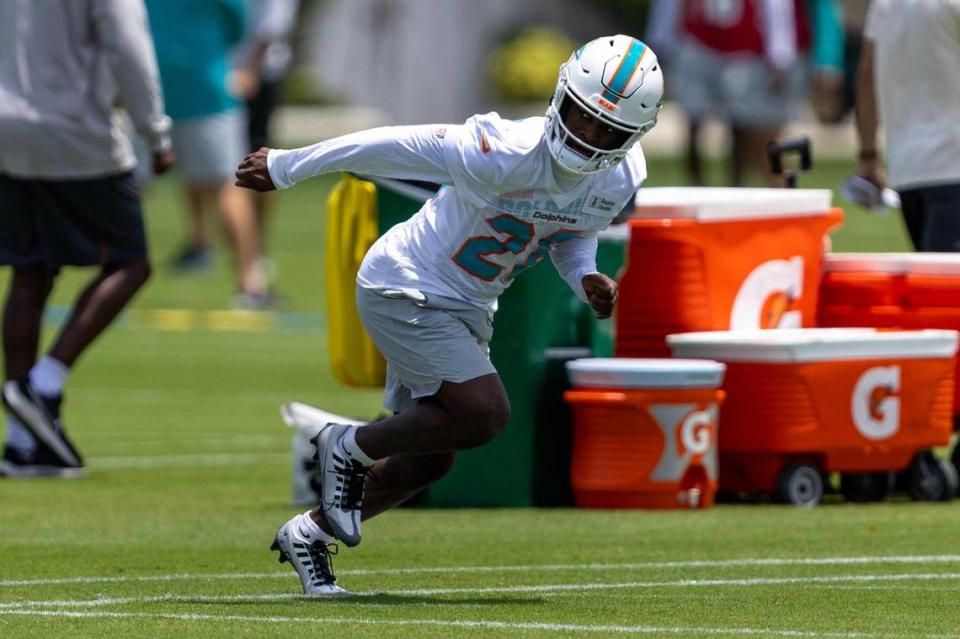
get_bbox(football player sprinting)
[235,35,663,596]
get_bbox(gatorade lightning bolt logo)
[730,257,804,329]
[851,366,901,440]
[648,403,719,481]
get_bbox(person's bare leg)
[47,259,151,367]
[354,374,510,459]
[308,374,509,532]
[253,191,271,244]
[309,451,456,533]
[686,120,704,186]
[185,185,209,251]
[360,452,456,518]
[730,124,748,187]
[216,182,265,294]
[742,127,784,187]
[3,267,54,381]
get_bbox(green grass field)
[2,157,957,639]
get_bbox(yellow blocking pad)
[325,175,386,387]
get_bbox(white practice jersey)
[267,112,647,310]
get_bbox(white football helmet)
[545,35,664,174]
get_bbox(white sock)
[342,426,375,466]
[296,512,334,544]
[29,356,69,397]
[5,415,36,453]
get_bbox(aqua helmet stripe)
[601,39,646,104]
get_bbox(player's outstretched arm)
[247,125,455,192]
[235,147,277,192]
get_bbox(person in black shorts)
[0,0,174,477]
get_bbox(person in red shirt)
[649,0,842,186]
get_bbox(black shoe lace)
[308,541,338,587]
[338,459,374,510]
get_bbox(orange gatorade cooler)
[563,358,726,509]
[667,329,958,506]
[819,253,960,416]
[616,188,843,357]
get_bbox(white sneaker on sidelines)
[270,516,349,597]
[313,423,372,547]
[280,401,365,439]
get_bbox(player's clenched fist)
[235,147,276,192]
[582,273,618,319]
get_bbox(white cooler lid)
[598,224,629,243]
[566,358,726,389]
[632,187,833,222]
[825,252,960,275]
[667,328,959,363]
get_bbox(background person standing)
[654,0,843,186]
[854,0,960,251]
[0,0,174,477]
[147,0,272,309]
[232,0,302,272]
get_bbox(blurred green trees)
[488,27,576,103]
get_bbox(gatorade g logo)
[649,403,718,481]
[851,366,900,440]
[730,256,804,329]
[680,410,712,455]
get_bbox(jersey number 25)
[453,213,578,282]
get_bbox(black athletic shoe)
[170,244,212,272]
[0,443,86,478]
[2,380,83,468]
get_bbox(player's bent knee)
[456,398,511,448]
[135,259,153,285]
[106,258,152,287]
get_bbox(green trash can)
[362,176,628,506]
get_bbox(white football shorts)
[355,285,497,412]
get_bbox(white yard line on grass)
[4,554,960,588]
[82,434,286,451]
[0,608,957,639]
[394,571,960,597]
[3,572,960,609]
[89,452,287,469]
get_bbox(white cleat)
[313,423,371,547]
[271,516,349,597]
